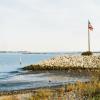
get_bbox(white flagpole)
[88,20,90,52]
[88,28,90,52]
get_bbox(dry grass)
[0,95,18,100]
[0,80,100,100]
[29,89,53,100]
[28,74,100,100]
[66,76,100,100]
[67,81,100,94]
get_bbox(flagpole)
[88,22,90,52]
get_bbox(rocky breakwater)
[23,55,100,71]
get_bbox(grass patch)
[81,51,93,56]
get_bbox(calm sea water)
[0,53,59,72]
[0,53,90,91]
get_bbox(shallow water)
[0,52,92,91]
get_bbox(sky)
[0,0,100,52]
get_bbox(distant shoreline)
[0,51,100,54]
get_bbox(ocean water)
[0,52,90,91]
[0,53,59,72]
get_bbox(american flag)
[88,20,93,31]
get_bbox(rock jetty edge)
[23,55,100,71]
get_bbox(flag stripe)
[88,21,93,31]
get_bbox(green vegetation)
[22,65,100,72]
[81,51,93,56]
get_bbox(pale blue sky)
[0,0,100,52]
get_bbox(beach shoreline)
[0,69,99,96]
[0,79,99,100]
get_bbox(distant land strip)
[0,51,100,54]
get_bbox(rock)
[23,55,100,71]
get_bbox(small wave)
[9,71,19,74]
